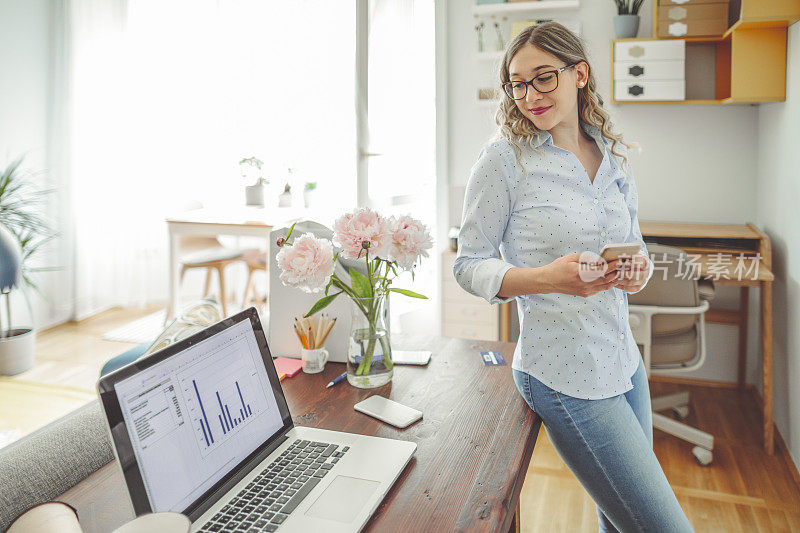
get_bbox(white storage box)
[614,60,685,82]
[615,80,686,101]
[615,39,685,62]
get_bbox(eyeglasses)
[502,62,580,100]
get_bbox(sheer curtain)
[66,0,356,318]
[366,0,437,334]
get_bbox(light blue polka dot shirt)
[454,122,654,400]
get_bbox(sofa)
[0,298,232,529]
[0,398,114,531]
[0,341,150,530]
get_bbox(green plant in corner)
[0,156,57,338]
[613,0,645,15]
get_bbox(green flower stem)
[379,334,392,370]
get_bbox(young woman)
[454,22,693,533]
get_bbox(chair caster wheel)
[673,405,690,419]
[692,446,713,466]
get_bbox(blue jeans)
[513,361,693,533]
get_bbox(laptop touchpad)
[304,475,380,523]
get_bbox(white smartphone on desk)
[354,395,423,428]
[600,242,642,261]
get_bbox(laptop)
[97,307,416,532]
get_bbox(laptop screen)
[109,312,288,513]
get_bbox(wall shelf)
[472,0,579,16]
[612,0,800,106]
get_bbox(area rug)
[0,379,96,450]
[101,310,166,344]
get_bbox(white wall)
[755,21,800,469]
[445,0,760,383]
[0,0,72,330]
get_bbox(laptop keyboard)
[198,439,350,532]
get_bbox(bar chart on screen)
[177,334,264,456]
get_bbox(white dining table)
[165,206,307,321]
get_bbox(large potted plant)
[613,0,645,39]
[275,208,433,388]
[0,157,55,375]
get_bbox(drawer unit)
[442,277,486,303]
[614,39,685,101]
[657,1,729,38]
[443,299,499,327]
[441,250,500,341]
[442,321,497,341]
[613,60,685,81]
[615,39,685,62]
[615,80,686,101]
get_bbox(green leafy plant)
[239,156,266,186]
[613,0,645,15]
[304,181,317,191]
[0,156,57,334]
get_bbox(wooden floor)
[3,307,800,532]
[522,381,800,532]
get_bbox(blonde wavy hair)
[494,22,630,173]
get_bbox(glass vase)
[346,295,393,388]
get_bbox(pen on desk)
[326,372,347,388]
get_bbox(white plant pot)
[245,185,265,207]
[303,189,315,208]
[0,328,36,376]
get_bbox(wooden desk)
[640,221,775,453]
[58,337,540,532]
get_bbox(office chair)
[627,243,716,465]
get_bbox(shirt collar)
[527,121,611,150]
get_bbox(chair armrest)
[628,300,710,317]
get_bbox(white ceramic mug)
[301,347,329,374]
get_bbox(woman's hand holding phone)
[538,251,650,297]
[605,254,649,293]
[540,253,619,298]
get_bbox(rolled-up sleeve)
[618,162,653,294]
[453,146,516,305]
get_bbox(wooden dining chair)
[178,236,244,317]
[241,248,268,310]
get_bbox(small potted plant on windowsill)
[0,157,56,375]
[240,156,267,207]
[613,0,645,39]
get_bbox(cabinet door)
[615,80,686,101]
[614,60,685,81]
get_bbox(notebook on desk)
[97,307,416,532]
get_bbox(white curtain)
[66,0,357,318]
[366,0,437,334]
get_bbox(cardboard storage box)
[657,0,729,37]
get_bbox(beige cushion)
[651,325,697,366]
[181,247,243,265]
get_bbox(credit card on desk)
[481,351,506,366]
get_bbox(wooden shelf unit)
[612,0,800,105]
[472,0,579,16]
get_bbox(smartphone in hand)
[600,242,642,262]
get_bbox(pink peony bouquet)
[276,208,432,314]
[276,208,433,377]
